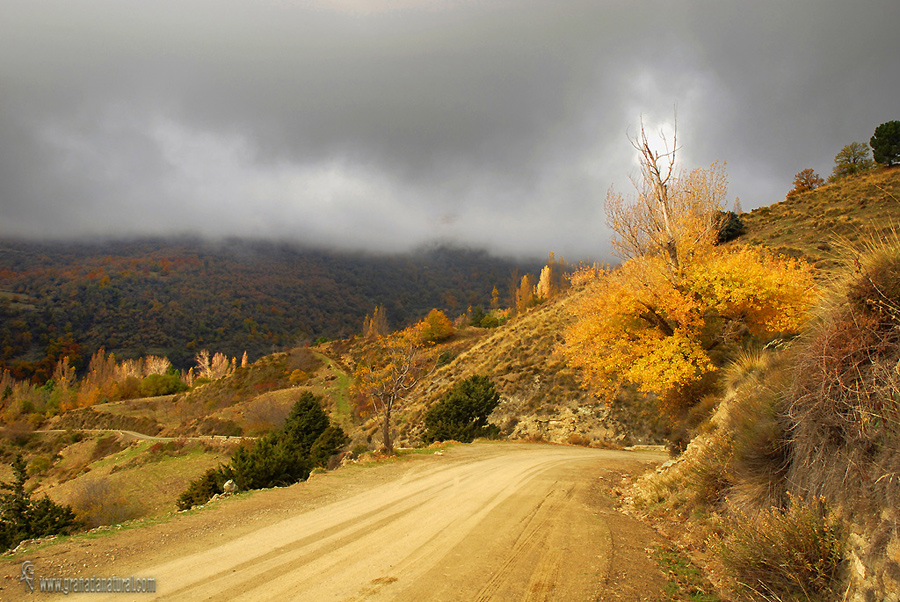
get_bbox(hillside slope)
[327,292,670,450]
[738,167,900,270]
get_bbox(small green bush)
[479,315,500,328]
[423,375,501,443]
[229,435,310,490]
[716,210,746,243]
[309,426,349,468]
[176,468,228,511]
[436,350,456,367]
[140,373,188,397]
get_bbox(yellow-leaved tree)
[563,122,818,415]
[417,308,455,344]
[353,325,436,455]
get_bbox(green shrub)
[720,496,844,601]
[310,426,349,468]
[0,454,81,550]
[140,373,188,397]
[229,435,310,490]
[716,210,746,243]
[436,350,456,367]
[176,468,228,511]
[479,315,500,328]
[423,375,501,443]
[282,392,331,455]
[177,392,346,509]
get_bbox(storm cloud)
[1,0,897,259]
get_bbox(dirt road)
[2,443,668,601]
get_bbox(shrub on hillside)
[423,375,501,443]
[310,426,349,468]
[229,435,311,490]
[69,477,139,528]
[177,468,228,511]
[787,233,900,509]
[0,454,81,550]
[176,392,346,510]
[139,373,188,397]
[715,210,746,243]
[831,141,875,180]
[870,120,900,166]
[786,168,824,197]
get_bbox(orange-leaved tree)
[564,123,818,416]
[352,326,436,454]
[787,168,824,197]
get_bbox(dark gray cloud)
[1,0,897,260]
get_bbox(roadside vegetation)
[603,122,900,600]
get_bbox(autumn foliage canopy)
[564,124,818,413]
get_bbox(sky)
[1,0,898,261]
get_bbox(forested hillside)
[0,238,535,381]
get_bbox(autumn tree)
[353,327,436,454]
[870,120,900,166]
[535,252,569,301]
[194,349,234,380]
[831,141,875,180]
[564,123,818,416]
[514,274,537,314]
[490,287,501,310]
[417,309,455,344]
[362,305,390,339]
[787,168,824,197]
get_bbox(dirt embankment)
[1,443,668,601]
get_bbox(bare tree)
[606,119,727,274]
[353,327,435,454]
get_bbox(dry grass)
[786,230,900,514]
[720,496,844,602]
[738,167,900,273]
[44,438,231,523]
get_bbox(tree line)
[0,240,532,382]
[788,120,899,197]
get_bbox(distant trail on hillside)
[7,443,668,601]
[34,428,255,443]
